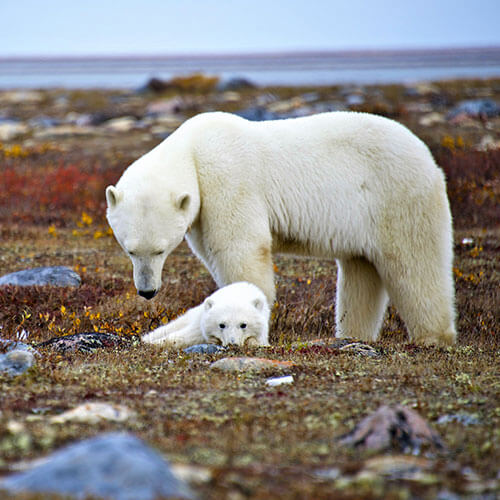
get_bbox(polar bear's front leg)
[141,304,205,347]
[213,240,276,305]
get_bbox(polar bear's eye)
[240,323,247,329]
[152,250,164,256]
[219,323,226,329]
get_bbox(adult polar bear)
[106,111,456,346]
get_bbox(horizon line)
[1,45,499,61]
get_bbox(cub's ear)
[253,298,264,311]
[175,192,191,211]
[204,298,214,311]
[105,186,122,208]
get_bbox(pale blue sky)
[2,0,499,56]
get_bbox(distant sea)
[1,48,499,89]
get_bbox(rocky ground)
[0,76,499,499]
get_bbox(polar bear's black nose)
[138,290,157,300]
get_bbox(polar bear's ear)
[175,192,191,211]
[253,298,264,311]
[204,298,214,311]
[106,186,122,208]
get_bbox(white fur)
[107,111,456,346]
[141,282,270,347]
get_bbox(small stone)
[0,120,29,141]
[419,112,445,127]
[437,412,481,426]
[268,97,305,114]
[50,402,135,424]
[477,134,500,151]
[146,97,185,115]
[64,111,93,126]
[345,94,365,106]
[0,266,81,287]
[211,356,295,373]
[103,116,137,132]
[405,83,440,96]
[219,91,241,103]
[184,343,227,354]
[28,116,61,129]
[0,90,44,104]
[150,126,172,139]
[6,420,26,434]
[171,463,213,485]
[461,237,474,246]
[0,432,194,500]
[314,467,341,481]
[362,454,433,478]
[405,102,434,113]
[448,114,484,128]
[33,125,96,139]
[339,342,379,357]
[266,375,294,386]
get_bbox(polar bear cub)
[141,282,270,348]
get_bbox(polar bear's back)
[188,111,440,198]
[185,112,445,259]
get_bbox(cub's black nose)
[138,290,157,300]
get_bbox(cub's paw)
[141,331,166,345]
[245,338,270,347]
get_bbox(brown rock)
[338,404,444,453]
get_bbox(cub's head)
[105,182,195,299]
[200,283,270,347]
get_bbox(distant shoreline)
[1,46,500,61]
[1,47,499,89]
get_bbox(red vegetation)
[0,156,124,225]
[1,146,498,229]
[435,147,500,229]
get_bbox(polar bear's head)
[200,282,270,346]
[105,182,195,299]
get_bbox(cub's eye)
[240,323,247,329]
[152,250,164,256]
[128,251,136,256]
[219,323,226,329]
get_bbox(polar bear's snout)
[132,259,163,300]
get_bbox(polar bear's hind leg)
[335,257,389,342]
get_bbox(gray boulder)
[448,99,500,119]
[0,432,194,500]
[0,266,81,287]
